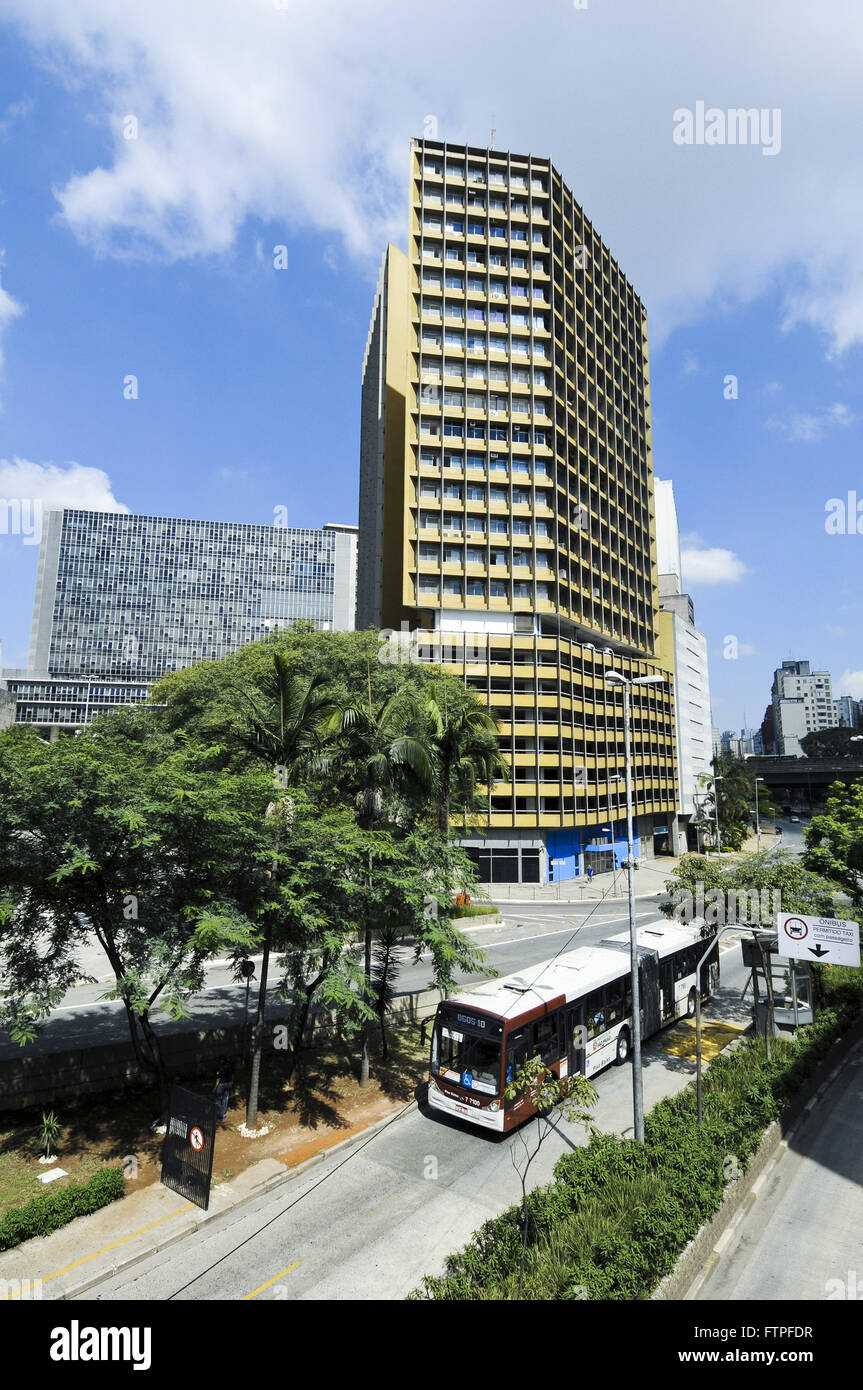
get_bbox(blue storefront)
[546,825,640,882]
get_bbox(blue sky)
[0,0,861,735]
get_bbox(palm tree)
[329,674,434,1083]
[425,681,509,834]
[232,653,335,1130]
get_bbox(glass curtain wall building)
[4,509,357,730]
[359,138,678,883]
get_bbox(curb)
[58,1100,417,1300]
[653,1015,863,1300]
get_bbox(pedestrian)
[215,1055,233,1121]
[587,864,594,882]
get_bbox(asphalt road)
[0,825,807,1061]
[80,943,751,1302]
[695,1037,863,1301]
[0,894,672,1060]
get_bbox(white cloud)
[0,458,128,511]
[0,95,33,137]
[0,261,24,382]
[765,402,855,443]
[681,351,700,375]
[681,541,749,585]
[1,1,863,352]
[837,670,863,700]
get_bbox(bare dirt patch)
[0,1022,428,1215]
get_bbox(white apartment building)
[771,660,837,756]
[655,479,713,850]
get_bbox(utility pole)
[599,656,666,1145]
[754,776,764,850]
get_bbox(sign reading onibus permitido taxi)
[777,914,861,968]
[161,1085,218,1210]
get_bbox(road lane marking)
[460,913,656,949]
[4,1203,196,1296]
[242,1261,302,1300]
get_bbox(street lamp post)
[599,658,666,1146]
[754,776,764,850]
[710,775,723,855]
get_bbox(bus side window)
[606,981,625,1027]
[533,1013,560,1063]
[586,988,606,1039]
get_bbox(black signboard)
[741,931,779,967]
[160,1085,218,1210]
[439,1003,504,1037]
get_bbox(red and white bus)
[427,918,718,1133]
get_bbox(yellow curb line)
[3,1202,195,1298]
[242,1261,302,1300]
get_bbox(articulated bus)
[427,919,719,1133]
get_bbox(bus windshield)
[431,1021,502,1095]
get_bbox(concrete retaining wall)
[0,987,444,1113]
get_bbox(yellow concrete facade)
[359,140,678,858]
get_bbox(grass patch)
[0,1167,125,1252]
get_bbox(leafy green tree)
[228,652,336,1130]
[330,684,434,831]
[328,685,434,1084]
[803,782,863,909]
[663,849,837,921]
[150,627,469,756]
[425,680,509,834]
[0,718,274,1114]
[504,1057,597,1299]
[800,726,863,760]
[269,815,486,1076]
[370,924,402,1061]
[662,850,841,1005]
[150,628,494,1082]
[704,753,767,851]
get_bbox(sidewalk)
[0,1107,407,1302]
[483,854,682,903]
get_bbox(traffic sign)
[190,1127,204,1152]
[777,913,860,967]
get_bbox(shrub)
[0,1166,125,1252]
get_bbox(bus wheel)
[614,1028,630,1065]
[686,988,697,1018]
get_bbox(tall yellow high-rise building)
[359,139,678,884]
